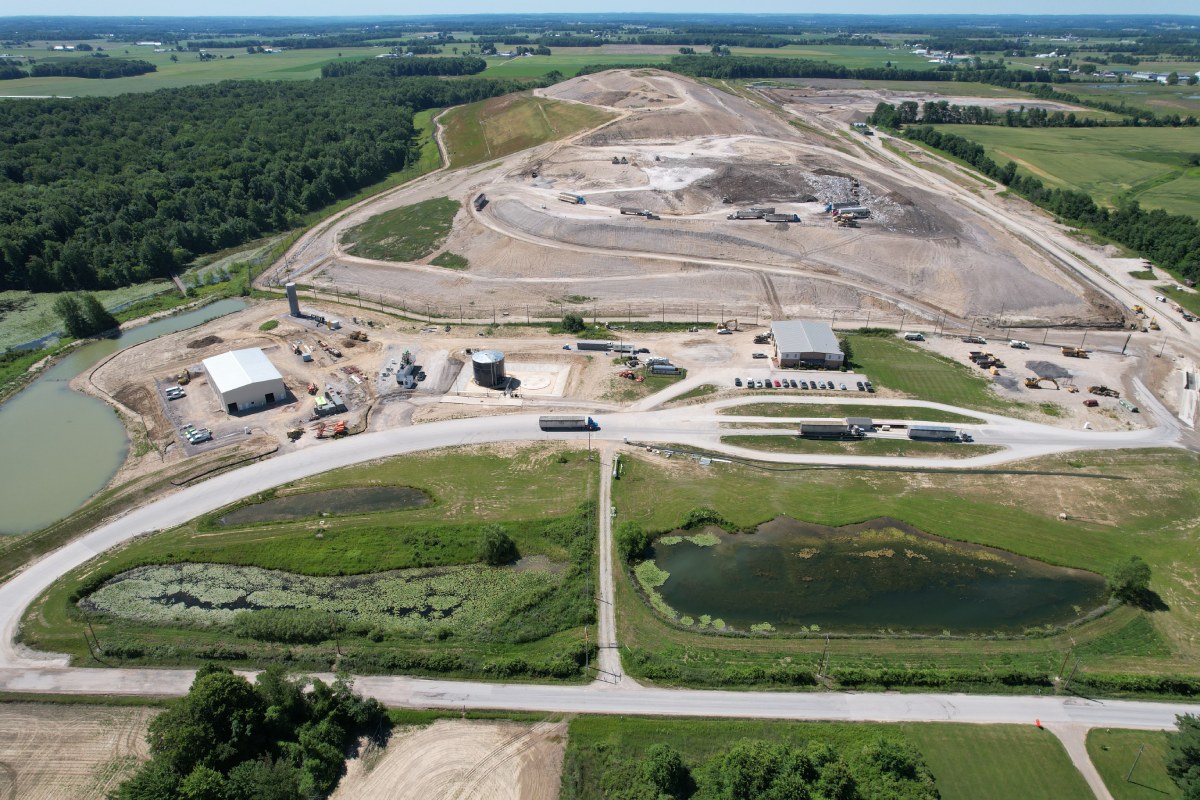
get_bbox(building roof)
[771,321,842,355]
[202,348,283,392]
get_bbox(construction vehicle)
[307,382,318,395]
[1149,318,1161,331]
[727,209,766,220]
[286,428,304,441]
[349,330,368,341]
[1065,384,1079,393]
[177,369,191,385]
[557,192,586,205]
[1088,385,1120,398]
[719,319,739,332]
[753,334,772,344]
[764,213,801,222]
[1061,346,1089,358]
[473,193,488,211]
[1132,304,1145,315]
[1024,377,1059,389]
[834,213,859,228]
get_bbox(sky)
[19,1,1200,17]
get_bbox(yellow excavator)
[1024,376,1059,390]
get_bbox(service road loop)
[0,403,1193,731]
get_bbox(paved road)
[0,398,1181,670]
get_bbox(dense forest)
[0,71,541,292]
[899,125,1200,281]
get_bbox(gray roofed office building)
[771,321,844,369]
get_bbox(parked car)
[839,383,848,391]
[865,381,875,393]
[856,381,865,391]
[962,335,987,345]
[165,387,185,400]
[773,379,782,388]
[1083,398,1099,407]
[734,377,743,387]
[752,352,768,359]
[800,381,809,389]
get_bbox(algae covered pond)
[219,486,432,525]
[650,518,1107,634]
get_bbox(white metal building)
[202,348,287,414]
[771,320,844,369]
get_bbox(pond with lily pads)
[644,518,1107,634]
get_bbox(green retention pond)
[649,518,1108,635]
[219,486,432,526]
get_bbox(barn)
[771,321,844,369]
[202,348,287,414]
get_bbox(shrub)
[479,524,518,565]
[615,521,652,562]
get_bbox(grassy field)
[928,125,1200,219]
[718,402,984,424]
[20,444,599,680]
[846,333,1023,414]
[720,434,1000,459]
[561,716,1091,800]
[439,92,615,168]
[0,43,383,97]
[610,447,1200,688]
[341,197,460,262]
[1087,729,1183,800]
[1050,81,1200,117]
[903,724,1092,800]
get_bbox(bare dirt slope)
[0,703,156,800]
[290,69,1122,329]
[332,719,566,800]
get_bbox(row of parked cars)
[181,424,212,445]
[734,377,874,392]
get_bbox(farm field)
[610,446,1200,688]
[0,43,383,97]
[929,125,1200,219]
[561,716,1090,800]
[1069,81,1200,116]
[19,444,600,681]
[1087,728,1183,800]
[439,92,616,168]
[0,702,158,799]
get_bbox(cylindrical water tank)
[472,350,506,388]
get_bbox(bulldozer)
[1088,385,1120,398]
[177,369,191,386]
[1024,376,1059,390]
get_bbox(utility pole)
[1125,743,1146,783]
[1121,333,1131,355]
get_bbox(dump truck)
[749,207,776,215]
[473,193,488,211]
[727,209,765,220]
[539,415,598,431]
[764,213,801,222]
[1061,346,1090,358]
[558,192,586,205]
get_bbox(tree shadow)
[1122,589,1169,612]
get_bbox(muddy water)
[220,486,431,525]
[653,518,1107,634]
[0,299,247,534]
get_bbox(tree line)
[869,99,1198,129]
[320,55,486,78]
[899,125,1200,282]
[0,70,545,293]
[0,57,156,80]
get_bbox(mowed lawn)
[903,724,1092,800]
[846,333,1019,413]
[440,92,615,168]
[929,125,1200,219]
[1087,728,1183,800]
